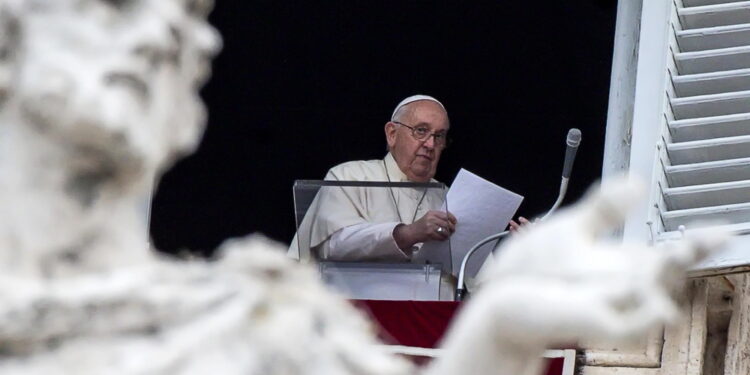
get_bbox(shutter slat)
[669,113,750,142]
[661,201,750,231]
[658,222,750,240]
[673,68,750,97]
[663,179,750,209]
[679,2,750,29]
[667,134,750,164]
[683,0,750,8]
[666,157,750,186]
[670,90,750,119]
[677,23,750,52]
[676,45,750,74]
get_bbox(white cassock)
[288,153,446,262]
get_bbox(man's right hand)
[393,210,457,250]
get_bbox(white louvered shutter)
[655,0,750,237]
[614,0,750,275]
[658,0,750,238]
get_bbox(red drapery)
[353,300,566,375]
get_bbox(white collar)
[384,153,409,182]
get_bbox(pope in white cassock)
[289,95,458,262]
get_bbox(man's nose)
[422,135,436,150]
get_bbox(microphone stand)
[454,181,568,301]
[455,129,580,301]
[540,177,568,222]
[455,231,508,301]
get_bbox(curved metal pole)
[455,230,509,300]
[455,177,570,301]
[540,178,569,222]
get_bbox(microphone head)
[566,128,582,147]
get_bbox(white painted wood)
[561,349,576,375]
[667,134,750,164]
[663,0,750,274]
[603,0,642,179]
[675,45,750,74]
[377,346,574,361]
[599,0,750,371]
[673,68,750,97]
[669,112,750,142]
[615,0,750,282]
[683,0,744,7]
[691,236,750,275]
[677,23,750,52]
[661,201,750,230]
[678,1,750,29]
[384,347,577,375]
[622,0,673,245]
[582,369,660,375]
[665,157,750,186]
[377,345,442,357]
[663,179,750,209]
[670,90,750,119]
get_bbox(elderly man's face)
[385,100,449,182]
[11,0,220,175]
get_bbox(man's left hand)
[508,216,530,233]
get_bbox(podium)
[291,180,575,374]
[293,179,452,300]
[319,261,443,300]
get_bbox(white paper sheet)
[412,169,523,277]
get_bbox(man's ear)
[384,121,397,148]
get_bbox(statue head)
[0,0,221,188]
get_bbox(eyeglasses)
[392,121,451,148]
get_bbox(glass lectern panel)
[319,262,443,301]
[292,180,451,300]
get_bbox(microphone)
[539,128,582,221]
[562,128,582,179]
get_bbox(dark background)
[151,1,618,255]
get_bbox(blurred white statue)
[427,178,726,375]
[0,1,410,374]
[0,0,728,374]
[0,0,219,277]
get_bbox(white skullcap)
[391,94,446,121]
